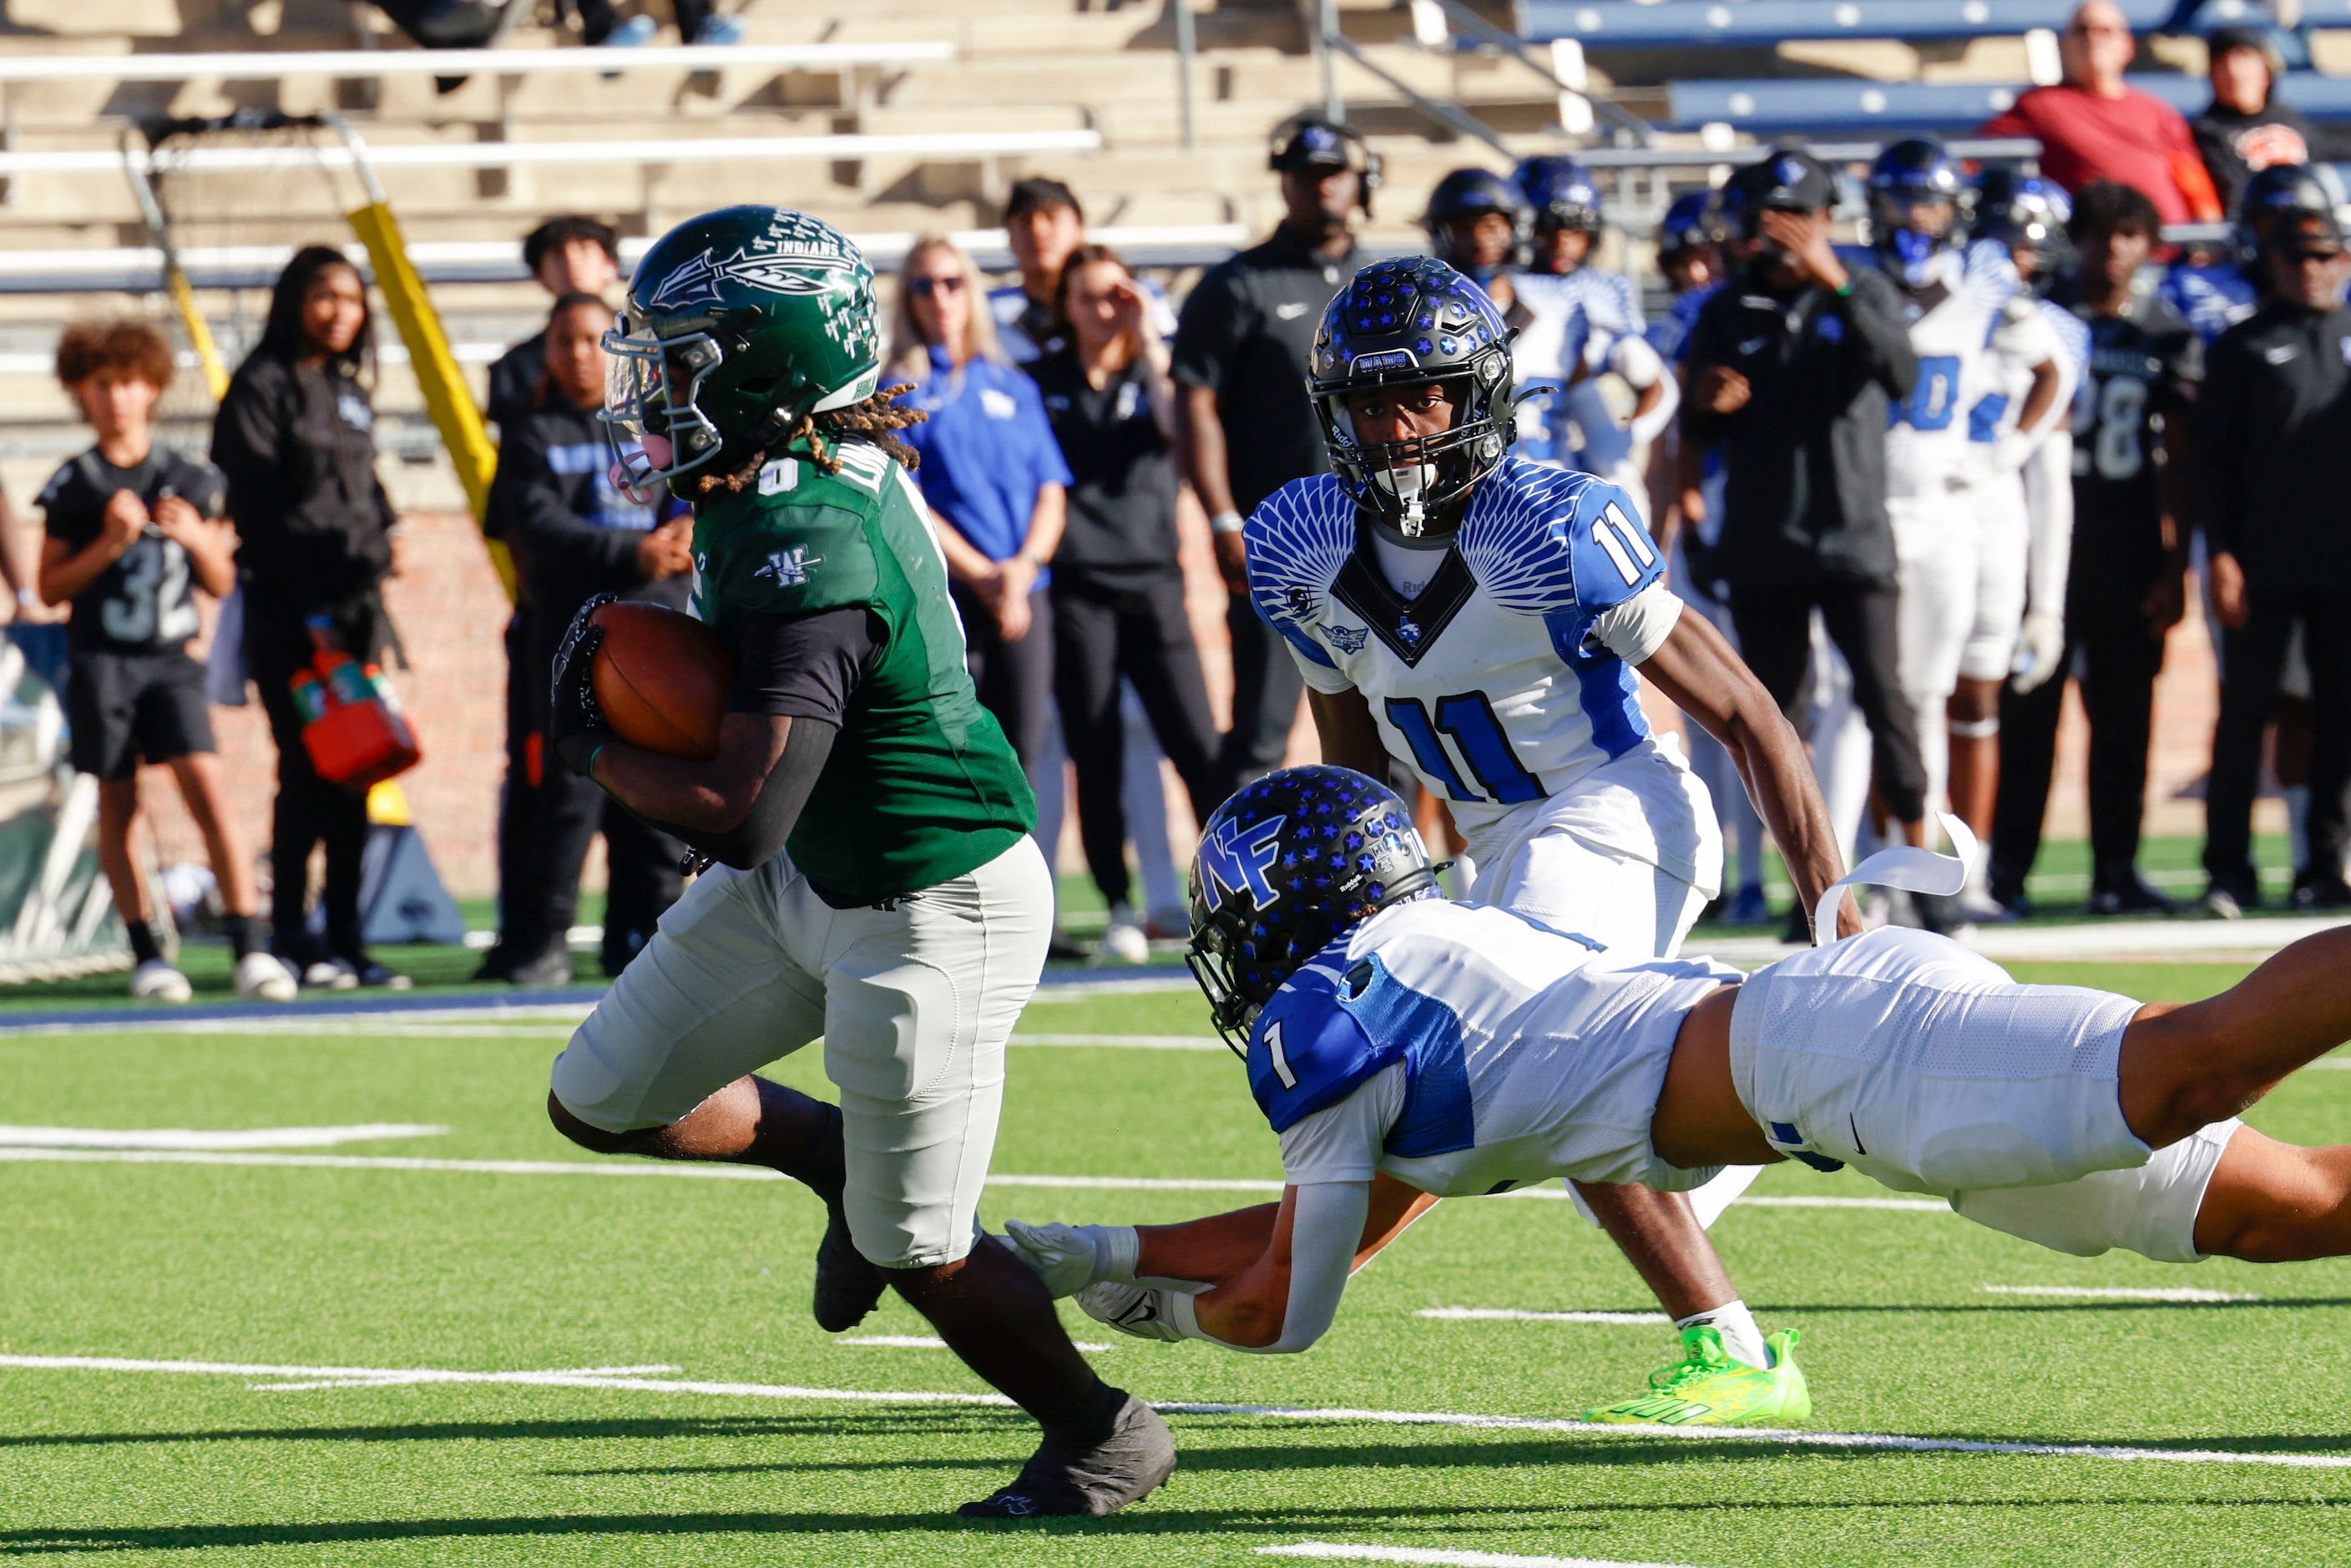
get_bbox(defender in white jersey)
[1510,156,1676,515]
[1233,255,1860,1419]
[1009,767,2351,1423]
[1956,173,2093,908]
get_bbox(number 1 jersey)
[1243,458,1716,888]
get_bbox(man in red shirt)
[1981,0,2223,225]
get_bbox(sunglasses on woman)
[907,274,968,297]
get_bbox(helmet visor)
[601,324,726,498]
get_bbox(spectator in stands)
[570,0,743,49]
[1993,182,2198,918]
[488,216,623,432]
[1678,146,1932,859]
[34,319,298,1006]
[482,294,694,986]
[2197,202,2351,913]
[211,247,407,991]
[1174,112,1375,802]
[1980,0,2222,225]
[992,177,1087,363]
[2193,27,2343,218]
[1029,244,1220,959]
[891,235,1069,788]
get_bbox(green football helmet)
[603,205,883,496]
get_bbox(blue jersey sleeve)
[1248,968,1390,1134]
[1565,478,1667,615]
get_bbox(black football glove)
[549,593,619,780]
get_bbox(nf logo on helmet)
[1199,813,1288,912]
[1773,156,1808,189]
[1301,124,1338,154]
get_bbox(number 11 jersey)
[1243,458,1716,888]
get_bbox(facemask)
[1373,456,1440,535]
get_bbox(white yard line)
[0,1123,446,1151]
[5,1353,2347,1471]
[1980,1283,2261,1303]
[1417,1309,1671,1326]
[1009,1033,1227,1050]
[1261,1544,1711,1568]
[0,1146,1966,1214]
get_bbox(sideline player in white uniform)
[1511,156,1678,518]
[1009,766,2351,1420]
[1230,255,1859,1422]
[1850,140,2064,865]
[1952,171,2087,913]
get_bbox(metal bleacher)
[1668,68,2351,133]
[1515,0,2174,50]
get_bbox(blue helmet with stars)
[1186,766,1441,1053]
[1306,255,1518,535]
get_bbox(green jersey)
[690,438,1033,903]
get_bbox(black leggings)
[2205,589,2351,891]
[247,602,382,964]
[955,583,1056,770]
[1211,593,1306,803]
[1051,570,1220,908]
[1992,599,2166,897]
[1729,574,1930,824]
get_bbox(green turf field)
[3,957,2348,1565]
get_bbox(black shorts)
[67,648,215,781]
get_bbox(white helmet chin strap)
[1374,459,1440,536]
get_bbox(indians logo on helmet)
[1197,813,1287,913]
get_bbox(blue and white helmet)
[1307,255,1518,534]
[1423,166,1532,281]
[1186,766,1440,1052]
[1514,154,1604,234]
[1656,189,1722,260]
[1868,136,1965,283]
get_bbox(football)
[588,600,735,761]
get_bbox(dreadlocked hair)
[695,384,927,494]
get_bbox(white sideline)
[0,1123,445,1151]
[1417,1309,1671,1326]
[1981,1284,2260,1303]
[1261,1545,1708,1568]
[5,1353,2347,1471]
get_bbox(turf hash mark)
[9,1353,2351,1471]
[1979,1283,2262,1303]
[0,1123,446,1150]
[1415,1308,1673,1326]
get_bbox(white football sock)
[1676,1300,1768,1369]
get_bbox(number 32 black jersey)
[38,446,225,655]
[2064,291,2202,585]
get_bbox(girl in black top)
[1029,245,1220,930]
[211,245,405,989]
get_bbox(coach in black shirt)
[1172,113,1375,802]
[2197,207,2351,910]
[1681,145,1930,846]
[1032,245,1221,923]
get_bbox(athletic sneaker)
[1726,883,1770,926]
[691,13,746,44]
[233,951,299,1003]
[2088,873,2176,918]
[301,958,361,991]
[1100,903,1151,966]
[958,1391,1176,1518]
[129,959,194,1003]
[1581,1325,1811,1427]
[2198,881,2256,920]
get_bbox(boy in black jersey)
[1990,182,2201,916]
[36,320,296,1004]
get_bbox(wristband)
[1210,509,1246,536]
[14,588,35,609]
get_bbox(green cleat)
[1580,1325,1811,1427]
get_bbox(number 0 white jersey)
[1244,458,1715,886]
[1873,239,2025,499]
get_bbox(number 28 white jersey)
[1243,458,1716,886]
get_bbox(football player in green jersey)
[539,205,1175,1519]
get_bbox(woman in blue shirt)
[891,235,1069,774]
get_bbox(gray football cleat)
[958,1393,1176,1518]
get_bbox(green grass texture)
[3,956,2348,1565]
